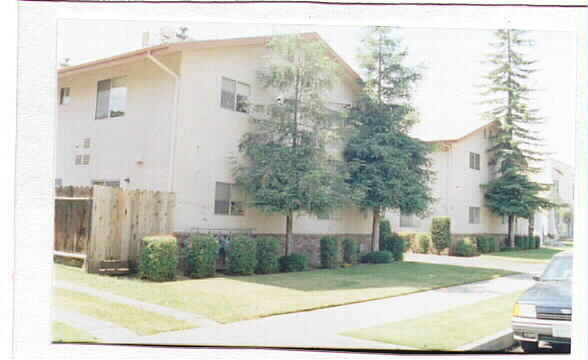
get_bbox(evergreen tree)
[234,35,346,255]
[344,27,433,251]
[481,29,556,246]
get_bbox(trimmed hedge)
[183,234,219,278]
[431,217,451,254]
[381,233,406,261]
[255,237,280,274]
[227,236,257,275]
[342,238,360,264]
[454,237,478,257]
[417,233,432,254]
[361,250,393,264]
[514,235,539,250]
[533,236,541,249]
[279,253,308,272]
[477,235,497,254]
[139,235,177,281]
[320,236,339,269]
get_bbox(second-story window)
[95,77,127,120]
[469,152,480,170]
[220,77,250,113]
[59,87,71,105]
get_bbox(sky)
[58,20,577,166]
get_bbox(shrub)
[139,235,177,281]
[279,253,308,272]
[183,234,219,278]
[417,233,432,254]
[454,237,478,257]
[361,250,393,264]
[255,237,280,274]
[382,233,406,261]
[379,218,392,240]
[320,236,339,269]
[477,235,497,254]
[342,238,360,265]
[431,217,451,254]
[226,236,257,275]
[514,235,528,249]
[534,236,541,249]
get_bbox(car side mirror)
[532,274,541,281]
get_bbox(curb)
[457,328,514,352]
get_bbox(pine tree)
[344,27,433,251]
[235,34,346,255]
[481,29,557,246]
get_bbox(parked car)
[512,250,572,353]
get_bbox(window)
[92,180,121,188]
[400,213,418,227]
[469,152,480,170]
[95,77,127,119]
[55,179,63,187]
[82,155,90,166]
[83,138,91,149]
[468,206,481,224]
[74,154,82,166]
[220,77,250,113]
[214,182,244,216]
[59,87,71,105]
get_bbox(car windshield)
[542,256,573,281]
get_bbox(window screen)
[220,77,236,110]
[214,182,231,215]
[95,79,111,119]
[235,82,250,113]
[469,207,481,224]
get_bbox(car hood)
[518,280,572,308]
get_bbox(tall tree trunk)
[371,208,381,251]
[507,215,514,248]
[285,212,294,256]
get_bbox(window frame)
[214,182,245,216]
[91,180,121,188]
[59,87,71,105]
[469,152,481,170]
[95,76,128,120]
[468,206,481,225]
[220,77,250,114]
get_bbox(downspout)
[147,52,180,193]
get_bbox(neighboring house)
[533,158,575,241]
[56,33,374,260]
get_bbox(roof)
[57,32,362,85]
[415,120,498,144]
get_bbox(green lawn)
[481,247,570,263]
[52,321,96,343]
[343,290,524,351]
[54,288,196,335]
[55,262,514,323]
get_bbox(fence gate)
[54,185,176,274]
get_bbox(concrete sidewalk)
[139,274,533,349]
[405,253,547,274]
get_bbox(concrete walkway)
[139,274,533,348]
[405,253,547,274]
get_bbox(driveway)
[404,253,547,275]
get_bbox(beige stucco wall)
[56,53,181,191]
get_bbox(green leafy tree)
[234,35,346,255]
[344,27,433,251]
[481,29,557,246]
